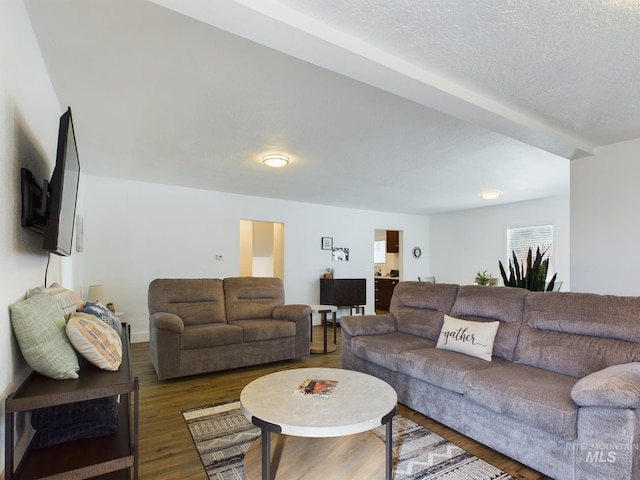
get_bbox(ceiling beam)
[151,0,594,159]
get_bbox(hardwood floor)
[131,325,550,479]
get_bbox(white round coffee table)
[240,367,397,480]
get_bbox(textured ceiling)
[274,0,640,145]
[23,0,639,214]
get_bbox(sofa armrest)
[150,312,184,334]
[340,313,397,337]
[272,304,311,359]
[571,362,640,408]
[272,304,312,321]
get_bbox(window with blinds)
[506,225,554,280]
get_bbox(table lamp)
[87,284,106,304]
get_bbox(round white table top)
[308,304,338,313]
[240,367,396,438]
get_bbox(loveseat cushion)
[224,277,284,322]
[399,347,508,394]
[464,363,578,440]
[515,291,640,378]
[149,278,226,326]
[180,324,242,350]
[230,319,296,342]
[352,332,434,372]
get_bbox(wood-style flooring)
[131,325,550,479]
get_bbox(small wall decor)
[332,247,349,262]
[75,214,84,252]
[321,237,333,250]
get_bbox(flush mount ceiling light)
[479,190,502,200]
[262,154,289,168]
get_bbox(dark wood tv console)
[320,278,366,313]
[5,324,138,480]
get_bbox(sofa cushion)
[515,291,640,377]
[180,323,242,350]
[352,332,434,372]
[435,315,500,361]
[230,319,296,342]
[464,363,578,440]
[224,277,284,322]
[341,313,397,337]
[450,285,528,361]
[399,347,507,394]
[9,293,79,380]
[148,278,226,326]
[391,282,459,341]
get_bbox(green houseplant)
[498,246,557,291]
[475,270,497,286]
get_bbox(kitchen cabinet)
[375,278,399,311]
[386,230,399,253]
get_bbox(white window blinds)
[506,225,554,280]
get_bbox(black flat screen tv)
[42,107,81,256]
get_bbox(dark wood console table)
[5,324,138,480]
[320,278,366,313]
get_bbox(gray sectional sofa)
[340,281,640,480]
[148,277,311,379]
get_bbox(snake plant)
[498,246,557,291]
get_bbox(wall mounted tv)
[20,107,81,257]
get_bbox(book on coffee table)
[294,378,338,398]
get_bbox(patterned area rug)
[183,400,515,480]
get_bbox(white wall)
[1,0,66,474]
[571,138,640,295]
[429,195,570,288]
[81,175,431,342]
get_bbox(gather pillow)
[77,301,122,335]
[9,293,79,379]
[66,313,122,371]
[436,315,500,361]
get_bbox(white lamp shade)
[87,284,106,304]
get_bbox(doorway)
[239,220,284,279]
[374,230,402,278]
[374,229,402,312]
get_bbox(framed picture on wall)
[332,247,349,261]
[322,237,333,250]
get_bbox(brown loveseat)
[148,277,311,379]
